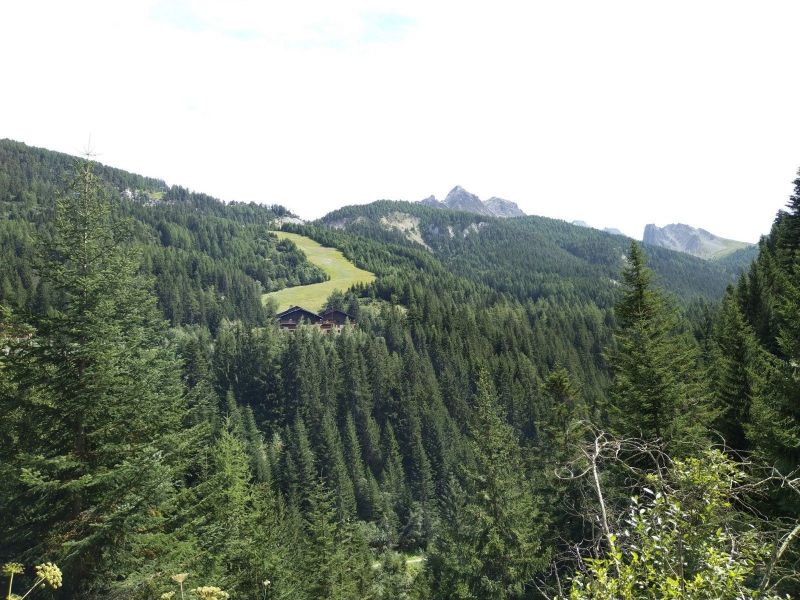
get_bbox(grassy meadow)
[264,231,376,313]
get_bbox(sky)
[2,1,799,242]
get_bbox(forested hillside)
[320,200,753,307]
[1,143,798,599]
[0,139,325,331]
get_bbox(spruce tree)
[746,180,800,478]
[534,366,590,547]
[299,479,373,600]
[425,371,549,599]
[710,290,765,451]
[609,241,709,453]
[0,159,187,596]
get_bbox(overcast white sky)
[2,1,799,241]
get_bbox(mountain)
[573,221,626,237]
[420,186,525,218]
[319,200,751,305]
[4,138,797,599]
[441,185,494,215]
[420,194,445,208]
[484,196,526,217]
[643,223,753,260]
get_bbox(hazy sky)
[2,1,799,241]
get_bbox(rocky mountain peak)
[420,195,445,208]
[444,186,493,215]
[484,197,525,218]
[418,186,525,218]
[643,223,752,260]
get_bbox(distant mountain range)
[571,220,625,237]
[420,186,525,218]
[570,219,754,261]
[643,223,753,260]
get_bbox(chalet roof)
[276,306,322,321]
[320,309,353,319]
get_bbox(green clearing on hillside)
[264,231,375,313]
[708,239,753,260]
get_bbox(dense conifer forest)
[1,141,798,598]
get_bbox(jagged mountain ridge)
[643,223,753,260]
[421,186,525,218]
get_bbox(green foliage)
[0,160,188,596]
[264,231,374,313]
[709,289,766,451]
[424,371,549,599]
[320,199,749,307]
[568,451,785,600]
[0,139,325,332]
[3,142,800,599]
[609,242,710,453]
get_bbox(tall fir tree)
[0,159,187,597]
[609,241,710,453]
[710,289,765,451]
[424,371,549,600]
[746,175,800,481]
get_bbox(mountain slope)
[0,139,326,330]
[319,200,749,306]
[484,196,526,217]
[643,223,753,260]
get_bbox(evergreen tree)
[609,241,709,453]
[191,419,253,592]
[710,290,765,451]
[534,366,590,548]
[746,179,800,479]
[425,371,549,599]
[0,159,187,597]
[319,409,357,520]
[298,479,373,600]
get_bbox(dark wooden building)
[276,306,355,332]
[276,306,322,330]
[320,310,355,329]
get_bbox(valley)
[1,139,798,599]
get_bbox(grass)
[708,239,753,260]
[263,231,376,313]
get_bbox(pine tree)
[191,419,253,592]
[534,366,590,547]
[609,241,709,453]
[298,479,373,600]
[746,180,800,478]
[318,409,357,520]
[0,159,187,596]
[710,290,765,451]
[425,371,549,599]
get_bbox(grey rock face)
[420,195,445,208]
[443,186,494,215]
[484,197,526,217]
[418,186,526,218]
[643,223,752,260]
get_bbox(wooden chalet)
[276,306,322,331]
[322,310,355,329]
[276,306,355,332]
